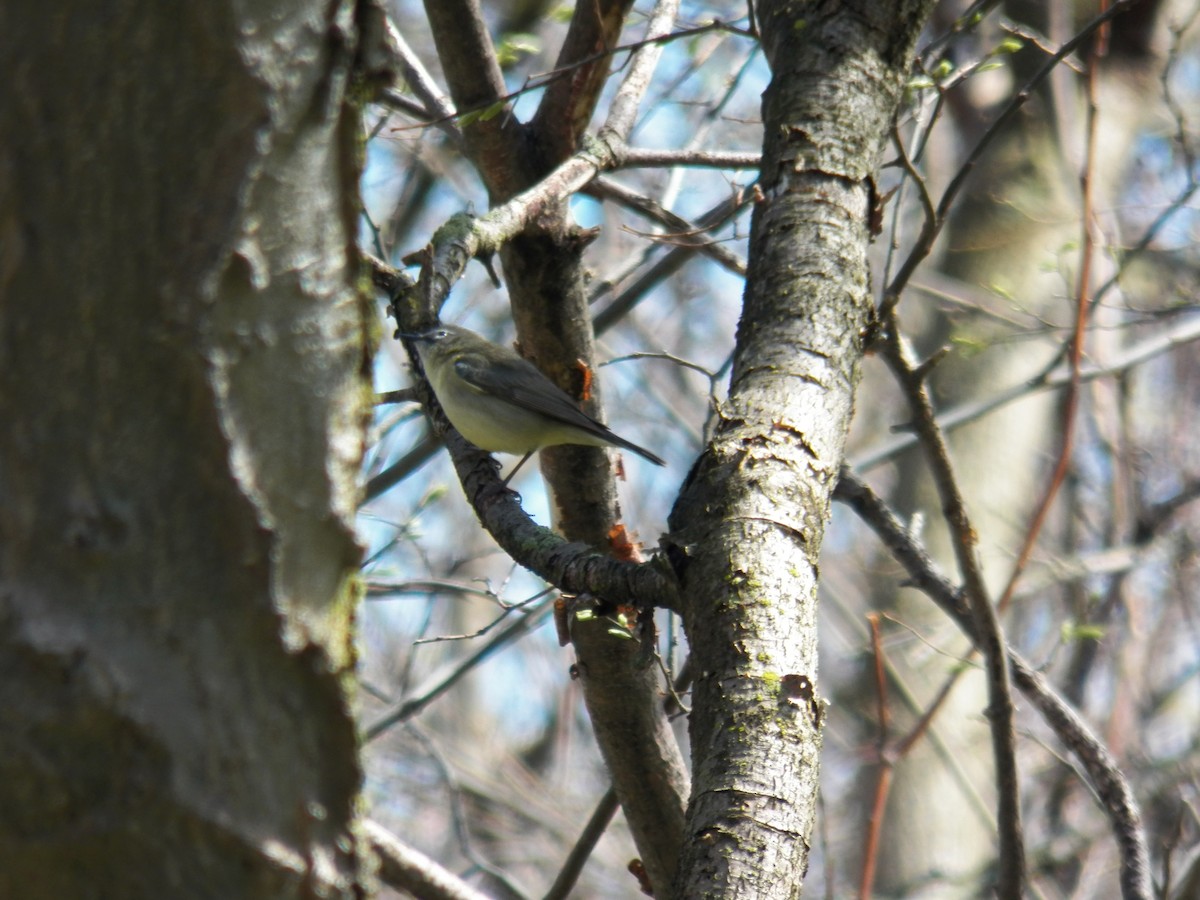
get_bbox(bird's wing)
[453,347,666,466]
[453,350,607,430]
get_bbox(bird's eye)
[433,329,449,340]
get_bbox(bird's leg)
[502,451,535,486]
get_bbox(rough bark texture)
[0,2,372,896]
[666,4,936,896]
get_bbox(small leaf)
[496,33,540,66]
[478,100,507,123]
[1062,621,1107,642]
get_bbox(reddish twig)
[858,614,892,900]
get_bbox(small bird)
[402,324,665,466]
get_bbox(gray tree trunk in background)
[0,3,373,897]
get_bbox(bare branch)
[366,818,492,900]
[878,324,1026,896]
[380,17,461,143]
[423,0,525,196]
[542,789,620,900]
[384,17,752,148]
[834,470,1153,900]
[531,0,635,161]
[585,176,746,275]
[992,13,1113,615]
[852,314,1200,472]
[599,0,680,144]
[620,147,760,169]
[364,598,554,740]
[883,0,1140,313]
[593,185,758,330]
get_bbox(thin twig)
[851,314,1200,472]
[388,17,749,137]
[542,789,620,900]
[585,176,747,275]
[883,0,1138,316]
[364,600,554,740]
[592,185,759,330]
[857,614,891,900]
[406,722,531,899]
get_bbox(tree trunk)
[667,3,937,896]
[0,3,373,896]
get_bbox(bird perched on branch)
[402,324,665,467]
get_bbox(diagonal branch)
[851,314,1200,472]
[366,818,492,900]
[422,0,527,196]
[380,18,460,139]
[532,0,636,161]
[543,788,621,900]
[599,0,680,145]
[585,176,747,275]
[879,323,1026,897]
[834,470,1152,900]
